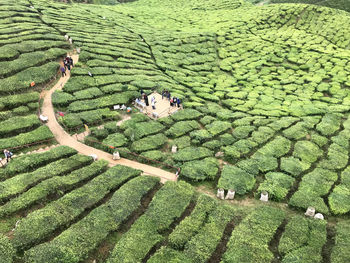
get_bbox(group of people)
[60,56,74,77]
[162,90,181,108]
[137,89,182,111]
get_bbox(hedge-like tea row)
[0,48,66,78]
[0,146,77,181]
[180,157,219,181]
[24,176,160,263]
[131,133,168,153]
[218,165,255,195]
[0,126,54,152]
[0,114,41,137]
[0,160,108,217]
[0,154,92,203]
[183,205,235,263]
[0,234,14,263]
[169,194,217,249]
[0,92,39,110]
[12,165,141,250]
[278,215,327,262]
[222,206,285,263]
[165,120,201,138]
[331,221,350,263]
[329,166,350,215]
[124,121,165,140]
[61,108,120,128]
[149,204,235,263]
[0,62,59,94]
[173,147,213,162]
[257,172,295,201]
[289,168,337,214]
[106,181,194,263]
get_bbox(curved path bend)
[41,54,177,183]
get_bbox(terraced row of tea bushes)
[0,234,14,263]
[12,164,141,250]
[0,115,41,138]
[331,220,350,263]
[106,181,194,262]
[149,194,236,263]
[0,160,108,217]
[39,3,184,129]
[270,0,350,13]
[146,31,220,101]
[0,1,69,151]
[289,114,350,214]
[0,146,77,181]
[25,175,160,263]
[222,206,285,262]
[278,215,327,262]
[0,154,92,203]
[59,108,121,129]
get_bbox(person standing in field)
[177,98,181,108]
[60,66,66,77]
[3,149,12,163]
[144,94,149,106]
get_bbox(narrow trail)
[41,54,177,183]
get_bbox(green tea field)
[1,0,350,261]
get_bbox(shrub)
[102,133,128,148]
[331,221,350,263]
[257,172,295,201]
[119,113,149,130]
[232,126,255,139]
[131,133,168,153]
[200,115,216,125]
[24,176,159,263]
[140,150,167,162]
[280,157,310,177]
[13,165,141,250]
[0,146,77,181]
[293,140,322,164]
[171,109,202,121]
[124,121,165,140]
[0,234,14,263]
[0,160,108,217]
[168,194,217,249]
[173,147,213,162]
[106,181,194,263]
[148,247,192,263]
[279,216,327,263]
[0,62,59,93]
[257,136,291,158]
[202,140,222,150]
[316,113,341,136]
[166,120,200,138]
[172,136,191,149]
[189,129,213,143]
[180,157,219,181]
[205,121,231,136]
[0,126,54,151]
[52,91,75,107]
[184,205,235,263]
[0,154,92,203]
[0,92,39,109]
[328,185,350,215]
[218,165,255,194]
[222,206,285,263]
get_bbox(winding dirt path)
[41,54,177,183]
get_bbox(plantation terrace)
[0,0,350,262]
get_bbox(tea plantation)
[1,0,350,261]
